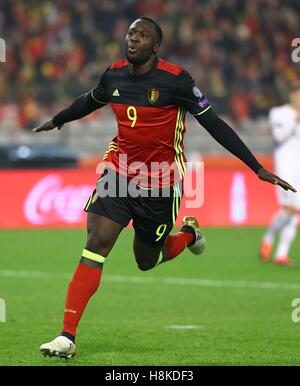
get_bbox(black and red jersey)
[90,58,211,188]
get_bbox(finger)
[280,180,297,192]
[278,180,297,192]
[287,185,297,193]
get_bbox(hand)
[32,120,63,133]
[257,167,297,192]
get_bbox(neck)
[128,55,157,75]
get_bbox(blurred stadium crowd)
[0,0,299,131]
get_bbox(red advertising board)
[0,169,279,228]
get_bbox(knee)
[85,231,113,257]
[137,261,156,271]
[135,255,157,271]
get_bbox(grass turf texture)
[0,227,300,366]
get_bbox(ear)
[153,43,160,54]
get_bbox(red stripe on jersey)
[110,59,128,69]
[156,59,184,76]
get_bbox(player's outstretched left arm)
[32,91,105,133]
[195,108,297,193]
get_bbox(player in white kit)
[260,81,300,266]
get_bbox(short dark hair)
[138,16,163,45]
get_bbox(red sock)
[62,263,102,338]
[164,231,194,261]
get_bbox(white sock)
[263,210,294,244]
[275,214,298,258]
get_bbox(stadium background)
[1,0,300,366]
[1,0,300,227]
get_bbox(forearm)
[52,92,102,126]
[196,109,263,173]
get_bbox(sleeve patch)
[198,98,210,110]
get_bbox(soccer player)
[260,81,300,266]
[34,17,295,358]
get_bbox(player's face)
[125,20,159,65]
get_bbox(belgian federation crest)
[148,88,159,104]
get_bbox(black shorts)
[84,169,183,246]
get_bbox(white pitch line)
[0,270,300,291]
[164,325,204,330]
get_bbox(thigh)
[133,233,162,270]
[85,212,124,256]
[84,168,134,227]
[132,188,182,270]
[132,182,183,248]
[84,186,132,255]
[84,189,132,228]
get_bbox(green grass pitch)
[1,227,300,366]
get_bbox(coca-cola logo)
[24,174,93,225]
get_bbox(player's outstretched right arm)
[256,167,297,192]
[33,119,61,132]
[196,108,297,193]
[33,92,106,133]
[173,69,297,193]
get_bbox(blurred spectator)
[0,0,299,130]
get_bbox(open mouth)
[128,46,137,54]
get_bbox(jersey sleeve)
[90,69,110,105]
[173,70,211,116]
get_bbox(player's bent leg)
[133,216,206,271]
[157,217,206,266]
[180,216,206,255]
[40,213,124,358]
[133,235,162,271]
